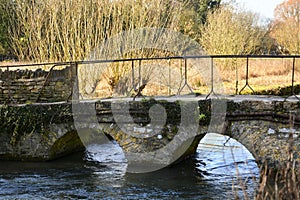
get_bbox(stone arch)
[49,130,85,160]
[223,120,300,170]
[49,127,119,161]
[197,132,257,172]
[98,123,205,172]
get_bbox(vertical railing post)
[206,57,218,99]
[70,62,79,102]
[131,59,135,90]
[168,59,171,95]
[288,56,300,100]
[184,57,188,85]
[127,59,136,97]
[245,56,249,85]
[177,56,193,95]
[239,56,254,94]
[138,59,142,87]
[292,56,296,96]
[211,57,214,94]
[235,58,238,95]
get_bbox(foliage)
[193,0,221,24]
[0,0,225,62]
[198,5,267,72]
[4,0,184,62]
[0,104,73,145]
[258,26,281,55]
[199,5,265,55]
[177,0,221,39]
[270,0,300,54]
[179,0,221,23]
[0,0,10,55]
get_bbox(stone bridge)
[0,95,299,173]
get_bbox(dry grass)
[255,117,300,200]
[92,59,188,97]
[256,164,300,200]
[214,58,300,95]
[4,0,183,62]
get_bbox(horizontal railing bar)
[1,54,300,68]
[75,55,300,65]
[209,54,300,59]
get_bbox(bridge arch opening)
[197,133,259,177]
[74,128,128,172]
[50,130,85,160]
[84,142,128,178]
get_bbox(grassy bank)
[215,57,300,95]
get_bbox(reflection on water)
[85,142,128,188]
[197,133,259,199]
[0,133,259,199]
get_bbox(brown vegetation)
[271,0,300,54]
[256,164,300,200]
[256,114,300,200]
[4,0,183,62]
[214,58,300,95]
[200,5,265,55]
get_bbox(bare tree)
[5,0,183,62]
[200,5,265,55]
[270,0,300,54]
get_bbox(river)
[0,133,259,199]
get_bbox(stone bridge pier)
[0,96,299,173]
[73,99,206,173]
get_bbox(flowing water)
[0,133,259,199]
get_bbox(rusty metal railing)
[1,55,300,103]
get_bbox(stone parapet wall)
[0,67,72,103]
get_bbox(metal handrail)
[1,55,300,102]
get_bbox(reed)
[5,0,183,62]
[3,0,187,96]
[255,113,300,200]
